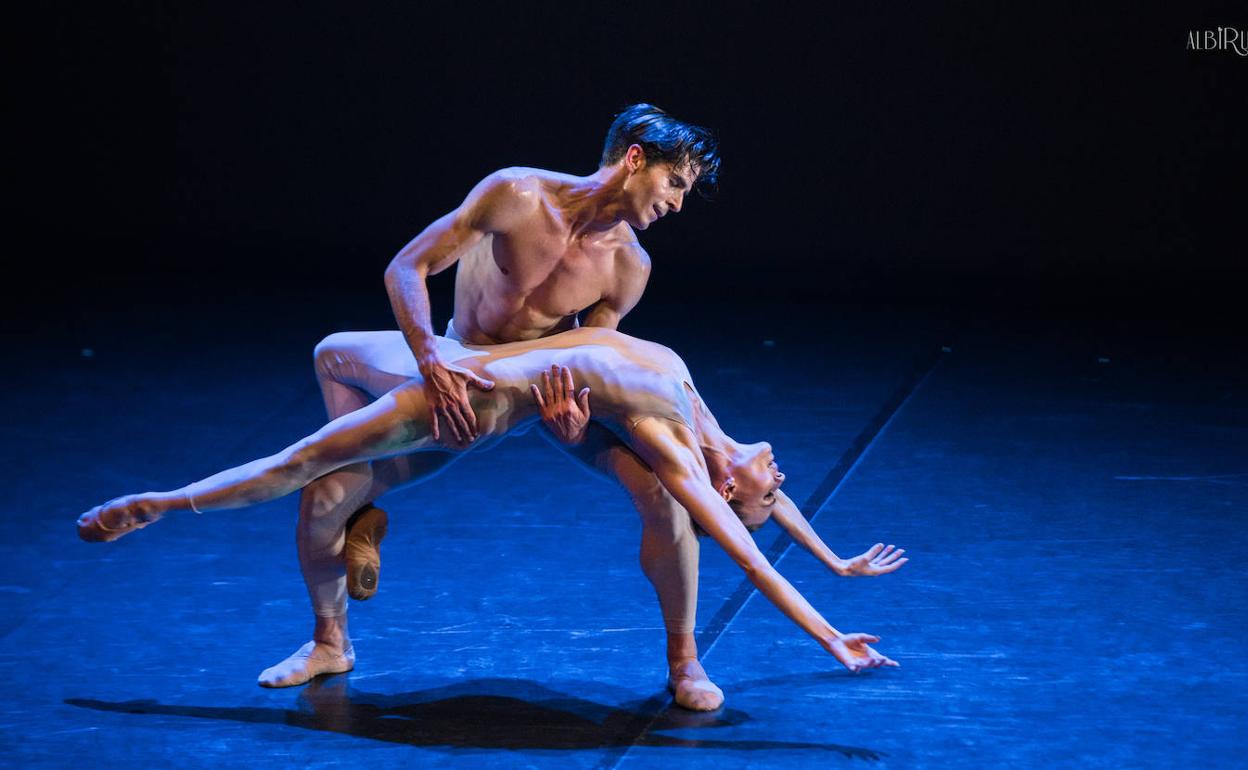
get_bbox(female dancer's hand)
[837,543,908,576]
[531,365,591,445]
[825,633,900,672]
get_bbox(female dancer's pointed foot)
[669,658,725,711]
[77,495,165,542]
[258,641,355,688]
[345,505,388,601]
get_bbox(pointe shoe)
[344,505,388,601]
[77,497,162,543]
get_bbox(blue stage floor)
[2,296,1243,768]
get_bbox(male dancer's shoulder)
[463,168,546,233]
[616,238,651,281]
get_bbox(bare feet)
[257,641,355,688]
[668,658,724,711]
[77,494,167,542]
[344,505,388,601]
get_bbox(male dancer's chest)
[456,231,616,341]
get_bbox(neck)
[697,424,744,490]
[561,165,632,238]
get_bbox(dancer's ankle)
[665,631,699,667]
[313,615,349,651]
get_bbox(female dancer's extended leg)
[76,380,434,542]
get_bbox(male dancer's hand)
[825,633,900,673]
[837,543,908,576]
[531,365,591,445]
[419,356,495,445]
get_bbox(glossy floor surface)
[2,296,1244,768]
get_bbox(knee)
[297,461,371,523]
[639,506,699,577]
[313,332,355,380]
[281,444,330,496]
[298,474,350,528]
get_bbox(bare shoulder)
[482,166,576,201]
[464,168,546,230]
[628,412,701,472]
[608,225,652,277]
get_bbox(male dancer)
[274,104,728,709]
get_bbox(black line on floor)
[595,345,947,769]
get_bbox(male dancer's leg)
[538,424,724,711]
[260,331,460,687]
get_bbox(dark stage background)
[9,3,1244,327]
[4,5,1247,768]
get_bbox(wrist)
[406,330,438,363]
[819,632,845,652]
[415,350,442,374]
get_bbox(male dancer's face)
[623,156,698,230]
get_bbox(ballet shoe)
[668,659,725,712]
[344,504,388,601]
[258,641,355,688]
[77,497,162,543]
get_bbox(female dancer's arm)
[770,490,909,577]
[627,419,897,672]
[673,373,908,578]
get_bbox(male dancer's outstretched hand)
[419,356,495,445]
[531,365,591,445]
[838,543,908,576]
[825,633,900,673]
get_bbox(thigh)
[316,330,420,399]
[296,381,437,474]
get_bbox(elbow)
[385,255,428,291]
[738,554,771,580]
[382,264,398,298]
[383,258,404,289]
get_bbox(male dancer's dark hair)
[600,103,720,194]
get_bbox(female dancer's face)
[728,441,786,530]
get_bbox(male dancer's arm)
[770,490,909,576]
[580,241,651,330]
[385,173,538,443]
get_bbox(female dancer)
[78,327,904,691]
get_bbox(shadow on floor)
[67,676,883,758]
